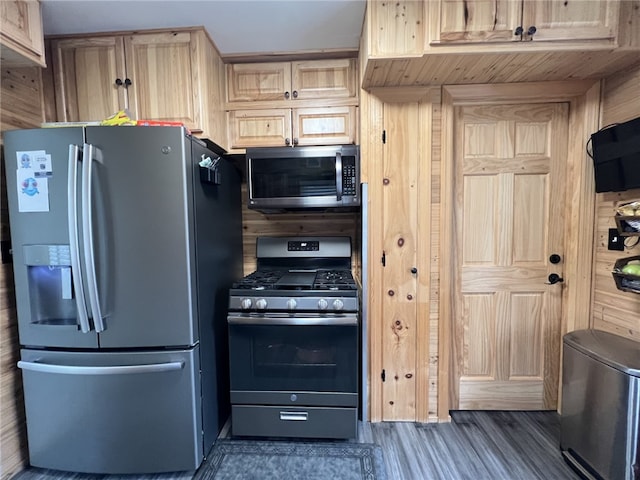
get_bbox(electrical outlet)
[608,228,625,251]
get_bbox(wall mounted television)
[590,116,640,193]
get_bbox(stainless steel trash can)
[560,329,640,480]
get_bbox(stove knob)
[286,298,297,310]
[240,298,253,310]
[255,298,268,310]
[318,298,329,310]
[332,299,344,311]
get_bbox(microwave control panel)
[343,157,357,196]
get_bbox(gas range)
[229,237,358,314]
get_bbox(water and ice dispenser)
[22,244,77,326]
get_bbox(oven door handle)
[227,315,358,326]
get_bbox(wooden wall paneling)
[415,101,432,423]
[0,65,42,479]
[240,185,360,274]
[359,88,384,422]
[591,63,640,340]
[439,81,600,420]
[429,101,442,422]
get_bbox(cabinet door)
[228,109,292,148]
[434,0,522,43]
[293,106,356,146]
[227,62,292,102]
[522,0,618,42]
[51,36,126,122]
[124,32,201,132]
[0,0,45,67]
[291,59,357,100]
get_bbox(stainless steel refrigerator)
[3,126,243,474]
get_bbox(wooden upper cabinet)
[48,29,223,139]
[227,59,357,103]
[123,32,200,130]
[227,63,291,102]
[291,59,357,100]
[0,0,45,67]
[51,36,126,123]
[431,0,619,45]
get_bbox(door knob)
[547,273,564,285]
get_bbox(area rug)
[194,440,388,480]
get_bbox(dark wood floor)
[357,411,580,479]
[12,411,580,480]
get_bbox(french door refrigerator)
[3,126,243,474]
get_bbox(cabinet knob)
[285,138,291,146]
[115,78,123,86]
[514,26,524,36]
[527,26,537,36]
[410,267,418,275]
[293,138,299,145]
[292,90,298,99]
[284,91,290,99]
[124,78,132,87]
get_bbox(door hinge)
[382,130,386,144]
[381,369,386,382]
[381,251,386,267]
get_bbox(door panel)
[51,37,126,122]
[453,103,568,410]
[85,126,197,348]
[381,103,419,421]
[437,0,522,43]
[19,347,202,474]
[4,128,99,348]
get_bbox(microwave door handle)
[336,152,343,201]
[67,144,91,333]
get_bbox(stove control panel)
[287,240,319,251]
[229,295,358,312]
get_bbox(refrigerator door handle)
[81,143,106,332]
[17,360,185,375]
[68,144,91,333]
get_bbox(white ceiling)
[40,0,366,58]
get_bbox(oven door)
[228,313,359,407]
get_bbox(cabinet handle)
[527,26,537,36]
[115,78,123,86]
[292,90,298,99]
[514,26,523,36]
[124,78,132,87]
[284,91,290,99]
[285,138,291,146]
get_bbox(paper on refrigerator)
[16,150,50,212]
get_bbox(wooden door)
[51,36,126,122]
[291,59,357,100]
[292,106,356,146]
[227,109,292,148]
[522,0,618,42]
[452,103,568,410]
[226,62,291,102]
[434,0,522,43]
[380,103,420,420]
[124,32,200,131]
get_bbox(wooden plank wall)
[240,185,361,275]
[0,65,44,479]
[591,63,640,339]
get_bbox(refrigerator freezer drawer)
[19,348,203,474]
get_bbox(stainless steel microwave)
[246,145,360,212]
